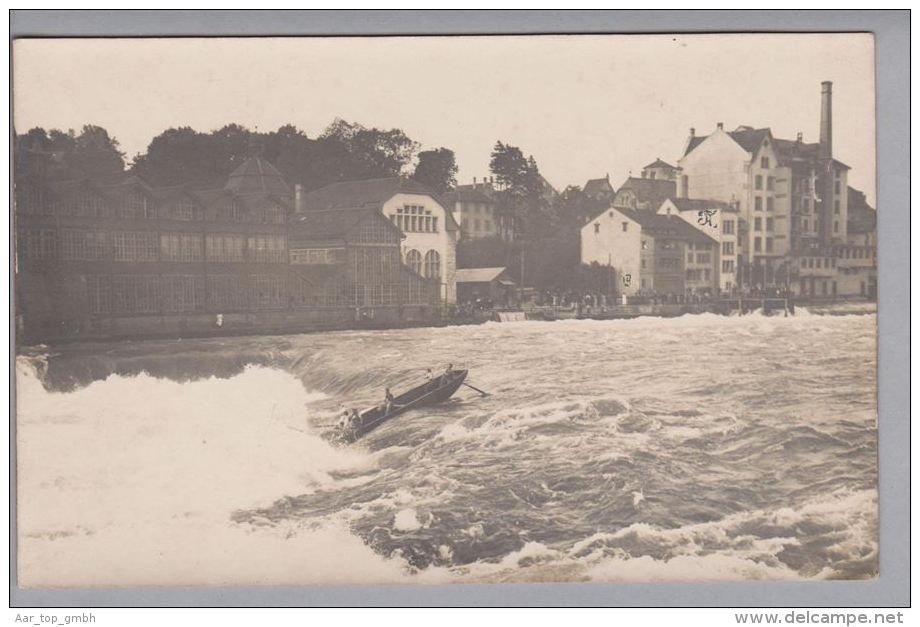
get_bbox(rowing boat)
[335,369,469,443]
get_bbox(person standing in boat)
[384,387,395,415]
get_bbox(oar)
[462,381,490,397]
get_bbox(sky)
[13,34,876,204]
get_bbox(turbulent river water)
[16,311,878,587]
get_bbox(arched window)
[405,249,422,275]
[424,249,441,279]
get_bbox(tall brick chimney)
[819,81,833,161]
[818,81,834,246]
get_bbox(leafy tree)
[15,125,124,182]
[319,119,419,181]
[71,125,125,175]
[489,141,552,237]
[130,127,225,186]
[412,148,457,195]
[551,185,608,232]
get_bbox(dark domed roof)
[225,156,291,196]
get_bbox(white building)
[581,205,719,297]
[657,197,740,292]
[300,177,459,303]
[676,82,858,294]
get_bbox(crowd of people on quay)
[448,285,797,319]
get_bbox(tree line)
[15,122,614,292]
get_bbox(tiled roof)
[667,197,737,213]
[684,127,771,156]
[455,267,509,283]
[643,158,675,170]
[225,156,292,196]
[684,136,707,155]
[583,177,614,195]
[616,177,676,209]
[302,176,459,231]
[617,207,717,245]
[302,177,433,210]
[442,187,494,206]
[727,127,772,153]
[291,207,378,241]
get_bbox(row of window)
[20,229,287,263]
[405,249,441,279]
[837,246,875,260]
[84,274,291,314]
[722,219,735,235]
[800,257,837,270]
[753,237,775,253]
[799,218,841,234]
[392,205,439,233]
[754,175,776,191]
[686,268,712,282]
[462,217,495,233]
[290,248,346,265]
[687,252,711,264]
[753,196,775,211]
[722,241,735,255]
[722,260,735,273]
[18,191,287,224]
[753,217,775,232]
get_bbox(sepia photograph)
[12,32,879,590]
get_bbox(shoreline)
[15,300,877,352]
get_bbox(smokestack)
[717,122,723,130]
[294,183,304,214]
[796,132,803,143]
[819,81,833,161]
[818,81,834,246]
[689,127,695,137]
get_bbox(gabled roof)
[455,267,510,283]
[290,206,391,242]
[616,177,676,209]
[684,128,851,169]
[302,176,459,231]
[442,187,494,206]
[683,126,772,157]
[225,155,292,196]
[643,158,676,170]
[616,207,717,245]
[583,177,614,196]
[302,177,434,211]
[666,197,737,213]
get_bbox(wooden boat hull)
[336,369,469,443]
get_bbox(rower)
[384,387,395,415]
[348,409,361,428]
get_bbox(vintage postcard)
[13,34,877,587]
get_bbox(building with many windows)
[300,176,459,303]
[14,155,439,343]
[657,197,740,292]
[580,206,719,297]
[674,82,872,296]
[441,178,515,242]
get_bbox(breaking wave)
[15,311,878,586]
